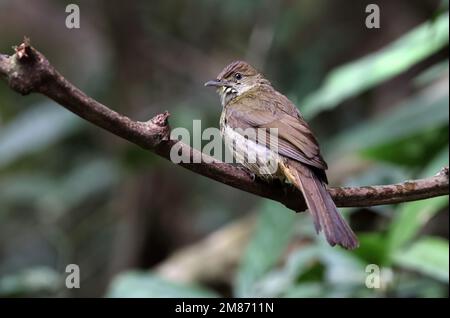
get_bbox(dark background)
[0,0,448,297]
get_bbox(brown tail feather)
[280,160,359,249]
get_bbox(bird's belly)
[222,125,282,179]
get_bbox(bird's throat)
[220,88,237,107]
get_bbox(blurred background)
[0,0,448,298]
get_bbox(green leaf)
[0,102,80,168]
[394,237,449,283]
[327,86,449,157]
[0,173,56,206]
[234,200,296,297]
[387,196,448,256]
[301,12,449,118]
[319,247,366,286]
[51,158,121,211]
[0,159,121,219]
[284,282,324,298]
[420,144,449,178]
[395,276,448,298]
[0,267,61,297]
[360,126,448,167]
[249,246,320,297]
[413,60,449,87]
[353,233,389,266]
[386,147,449,256]
[106,271,219,298]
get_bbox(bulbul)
[205,61,358,249]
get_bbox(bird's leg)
[272,176,294,197]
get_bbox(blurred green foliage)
[106,9,448,298]
[107,272,219,298]
[234,201,296,297]
[301,12,449,118]
[0,103,81,167]
[229,11,449,297]
[0,0,448,298]
[0,267,61,297]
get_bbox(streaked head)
[205,61,268,106]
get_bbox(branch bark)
[1,40,448,212]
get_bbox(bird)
[205,61,359,249]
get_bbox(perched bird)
[205,61,358,249]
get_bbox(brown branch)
[1,40,448,212]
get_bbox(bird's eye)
[234,73,242,80]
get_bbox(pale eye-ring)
[234,73,242,80]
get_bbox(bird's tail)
[280,161,359,249]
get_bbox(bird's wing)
[225,95,328,170]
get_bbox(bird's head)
[205,61,268,106]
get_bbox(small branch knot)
[15,42,30,60]
[152,111,171,142]
[151,111,170,127]
[13,38,39,65]
[1,40,54,95]
[137,111,171,144]
[437,166,449,177]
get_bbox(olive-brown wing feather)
[225,96,327,171]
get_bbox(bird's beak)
[204,79,225,87]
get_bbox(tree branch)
[1,40,448,212]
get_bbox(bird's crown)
[217,60,259,80]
